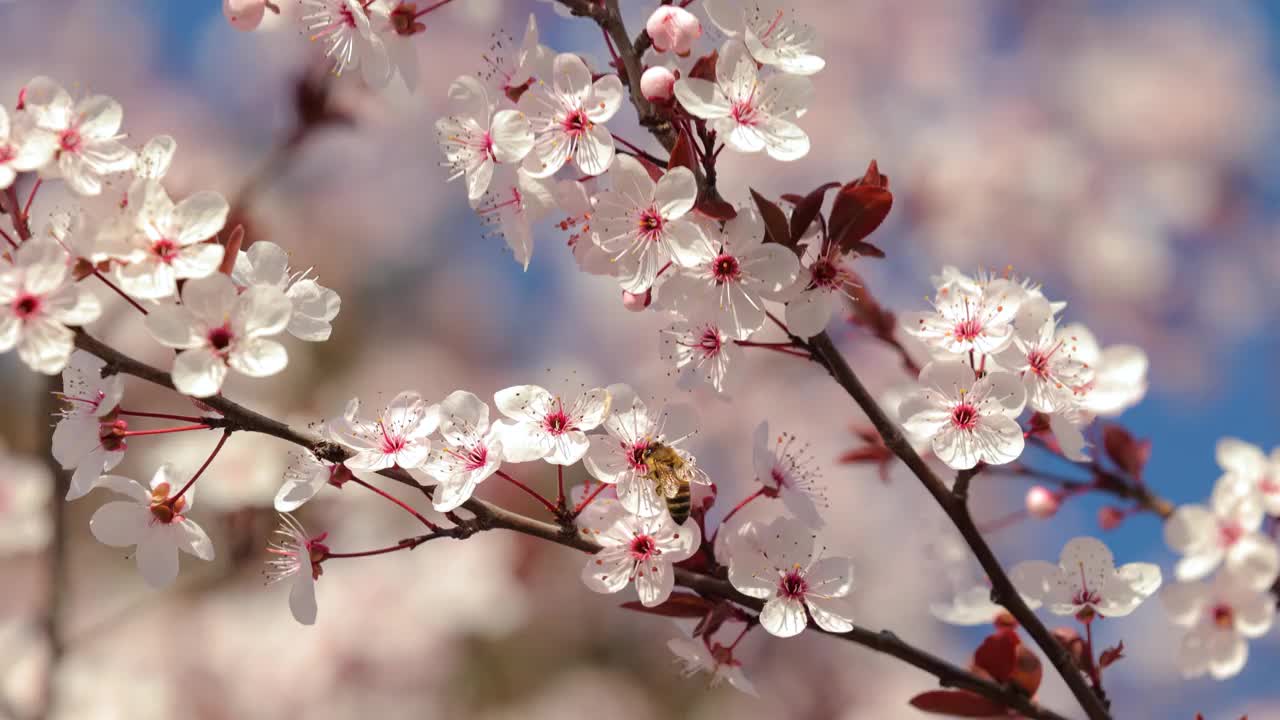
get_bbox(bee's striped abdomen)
[665,481,692,524]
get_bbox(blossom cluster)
[898,267,1149,471]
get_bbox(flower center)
[12,293,40,320]
[778,566,808,599]
[148,482,186,524]
[543,409,571,435]
[207,325,234,352]
[1212,604,1235,629]
[152,239,179,263]
[338,5,357,27]
[950,403,979,431]
[953,318,983,342]
[59,128,83,153]
[696,327,722,356]
[628,440,651,470]
[637,207,665,241]
[771,466,787,488]
[711,253,741,284]
[1219,522,1244,548]
[562,108,591,137]
[730,100,757,127]
[629,534,657,560]
[378,420,408,455]
[463,443,488,471]
[810,259,839,288]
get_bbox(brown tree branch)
[69,329,1071,720]
[805,331,1112,720]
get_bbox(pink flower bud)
[622,289,652,312]
[645,6,701,56]
[640,66,677,103]
[1025,485,1060,519]
[1098,506,1126,531]
[223,0,267,31]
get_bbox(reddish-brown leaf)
[695,194,738,220]
[788,181,841,242]
[688,50,718,82]
[909,691,1009,717]
[750,188,792,248]
[620,592,713,618]
[1102,424,1152,480]
[828,160,893,254]
[973,630,1019,683]
[668,129,697,174]
[1099,641,1125,668]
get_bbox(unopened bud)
[1098,505,1126,531]
[622,289,651,312]
[640,66,677,103]
[223,0,266,31]
[1025,485,1060,519]
[645,6,701,56]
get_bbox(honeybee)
[641,441,700,523]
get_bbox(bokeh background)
[2,0,1279,717]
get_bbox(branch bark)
[806,332,1112,720]
[70,329,1071,720]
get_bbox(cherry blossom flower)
[0,105,55,190]
[20,77,135,196]
[1161,570,1275,680]
[300,0,390,85]
[265,513,326,625]
[645,7,701,56]
[422,390,504,512]
[329,391,439,471]
[474,166,555,269]
[997,297,1093,413]
[903,272,1024,357]
[583,386,708,518]
[1164,477,1280,590]
[492,384,610,465]
[365,1,425,92]
[89,465,215,588]
[0,237,102,374]
[752,421,827,527]
[553,177,613,276]
[274,452,349,512]
[436,74,534,202]
[580,511,700,607]
[478,13,554,100]
[659,318,741,394]
[0,444,52,554]
[725,516,855,637]
[1010,536,1162,621]
[659,207,799,338]
[145,274,291,397]
[592,156,710,293]
[517,53,624,177]
[673,40,813,161]
[784,243,857,339]
[1214,437,1280,516]
[703,0,825,76]
[101,180,229,300]
[231,241,342,342]
[1063,322,1148,417]
[53,350,126,500]
[898,361,1027,471]
[668,636,757,696]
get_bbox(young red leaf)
[909,690,1009,717]
[1102,425,1152,479]
[668,129,697,174]
[788,181,841,242]
[695,194,738,220]
[1009,644,1043,697]
[973,629,1019,683]
[749,188,792,248]
[1098,641,1125,668]
[828,160,893,254]
[688,50,718,82]
[619,592,713,618]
